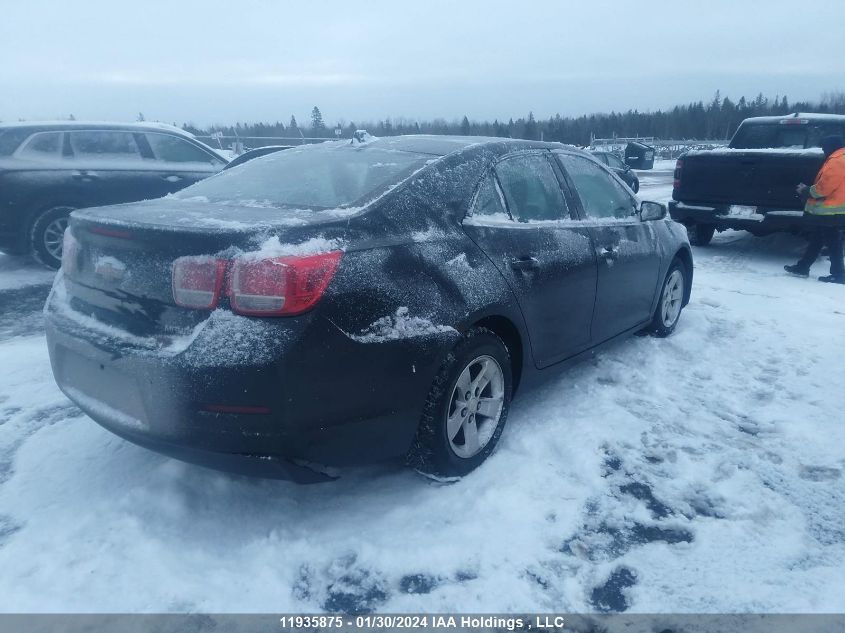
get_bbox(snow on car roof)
[741,113,845,124]
[0,120,195,137]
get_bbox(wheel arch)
[673,246,694,306]
[469,314,524,395]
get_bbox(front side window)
[69,131,141,160]
[494,153,568,223]
[17,132,63,160]
[146,133,220,164]
[557,153,636,220]
[606,153,626,170]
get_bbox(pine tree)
[311,106,325,132]
[460,115,470,136]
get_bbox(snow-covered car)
[0,121,228,268]
[44,135,693,481]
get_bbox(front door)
[462,153,597,367]
[555,152,662,343]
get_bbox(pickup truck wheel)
[409,328,513,478]
[687,223,715,246]
[648,260,687,337]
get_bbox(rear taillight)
[673,158,683,189]
[61,230,80,276]
[229,251,343,316]
[172,256,227,309]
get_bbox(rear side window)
[17,132,63,160]
[557,154,636,220]
[494,154,569,222]
[69,131,142,160]
[469,173,510,221]
[146,133,219,164]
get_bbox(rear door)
[139,132,225,198]
[461,152,597,367]
[555,152,662,343]
[65,129,158,206]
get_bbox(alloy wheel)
[661,269,684,327]
[43,215,70,261]
[446,355,505,459]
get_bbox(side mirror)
[639,201,666,222]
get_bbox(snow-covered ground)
[0,172,844,614]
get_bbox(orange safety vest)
[806,147,845,215]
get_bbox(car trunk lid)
[60,199,349,340]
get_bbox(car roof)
[0,120,196,137]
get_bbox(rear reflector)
[172,256,227,309]
[229,251,343,316]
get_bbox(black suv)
[590,151,640,193]
[0,122,227,267]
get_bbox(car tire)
[648,260,687,337]
[687,223,715,246]
[30,205,75,269]
[409,327,513,478]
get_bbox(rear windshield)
[730,122,845,149]
[176,143,430,210]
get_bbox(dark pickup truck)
[669,113,845,245]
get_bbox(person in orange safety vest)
[785,135,845,284]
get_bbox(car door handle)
[162,174,184,183]
[510,256,539,271]
[600,246,618,260]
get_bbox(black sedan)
[590,150,640,193]
[45,136,692,481]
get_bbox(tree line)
[184,92,845,146]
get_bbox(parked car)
[222,145,293,170]
[45,136,692,481]
[0,121,228,267]
[590,150,640,192]
[669,113,845,245]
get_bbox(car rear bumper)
[668,201,816,233]
[44,282,453,479]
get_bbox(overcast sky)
[2,0,844,127]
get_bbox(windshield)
[175,142,430,210]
